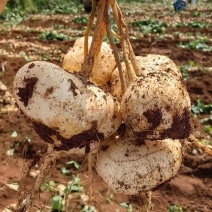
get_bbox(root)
[140,191,152,212]
[114,1,142,77]
[15,145,61,212]
[87,152,94,204]
[188,134,212,156]
[111,1,137,83]
[113,2,141,81]
[105,1,126,94]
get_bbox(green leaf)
[41,180,56,192]
[191,99,212,115]
[64,177,83,193]
[168,205,183,212]
[52,195,63,211]
[11,131,18,138]
[204,125,212,134]
[61,167,70,175]
[7,148,15,156]
[66,160,80,169]
[120,202,133,212]
[6,183,19,191]
[82,205,97,212]
[120,202,128,208]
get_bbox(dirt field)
[0,1,211,212]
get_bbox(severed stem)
[114,1,142,77]
[115,2,141,76]
[84,0,97,58]
[111,1,136,83]
[81,0,107,79]
[189,134,212,156]
[105,1,126,94]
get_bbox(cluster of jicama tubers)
[13,0,211,211]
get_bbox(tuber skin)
[62,36,116,86]
[96,130,183,195]
[110,54,182,101]
[121,71,191,140]
[13,61,122,149]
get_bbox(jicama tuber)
[62,36,116,86]
[96,130,183,195]
[121,71,191,140]
[13,61,121,150]
[110,54,182,101]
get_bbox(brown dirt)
[0,6,212,212]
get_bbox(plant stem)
[82,0,107,79]
[84,0,97,58]
[115,1,142,77]
[105,1,126,95]
[111,1,137,83]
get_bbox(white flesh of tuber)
[13,61,121,149]
[96,130,183,195]
[121,71,191,140]
[62,36,116,86]
[110,54,182,101]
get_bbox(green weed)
[39,31,68,41]
[74,16,88,25]
[130,19,167,34]
[168,204,183,212]
[180,61,197,80]
[179,38,212,52]
[120,202,133,212]
[191,99,212,116]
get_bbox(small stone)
[192,148,198,155]
[56,184,66,196]
[6,107,16,112]
[29,170,40,178]
[2,203,16,212]
[10,98,16,105]
[80,194,89,203]
[4,97,11,104]
[68,193,80,200]
[4,91,12,98]
[0,83,7,91]
[1,108,7,113]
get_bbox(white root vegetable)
[62,36,116,86]
[121,72,191,140]
[13,61,121,149]
[110,54,182,101]
[96,130,183,195]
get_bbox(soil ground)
[0,2,211,212]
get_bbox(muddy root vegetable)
[62,36,116,86]
[110,54,182,101]
[13,61,122,150]
[121,72,191,140]
[96,130,183,195]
